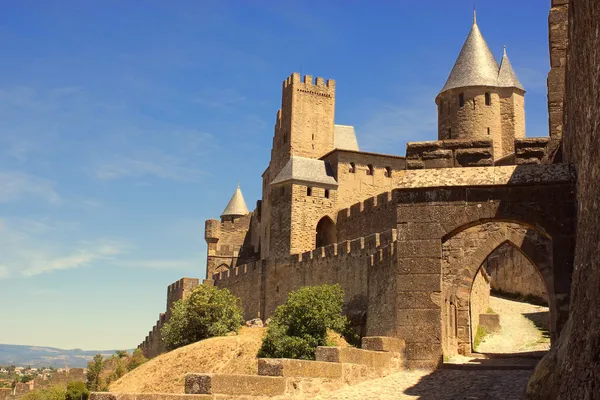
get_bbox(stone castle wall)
[139,277,200,358]
[470,268,491,344]
[484,242,548,302]
[527,0,600,397]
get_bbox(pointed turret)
[220,184,249,222]
[439,11,500,95]
[498,47,525,91]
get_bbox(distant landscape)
[0,344,133,368]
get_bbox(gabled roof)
[270,156,338,187]
[334,125,359,151]
[439,13,500,95]
[498,47,525,91]
[221,185,249,218]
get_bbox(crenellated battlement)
[212,260,262,282]
[289,229,398,266]
[282,72,336,91]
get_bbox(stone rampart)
[336,191,397,243]
[213,229,398,324]
[405,139,494,170]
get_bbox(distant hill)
[0,344,133,368]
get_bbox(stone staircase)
[90,337,405,400]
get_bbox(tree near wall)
[161,285,244,351]
[258,284,358,360]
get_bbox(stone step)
[185,373,286,397]
[258,358,343,378]
[90,393,213,400]
[315,346,394,369]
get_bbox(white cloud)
[0,265,9,279]
[20,242,125,277]
[0,171,61,204]
[0,217,127,278]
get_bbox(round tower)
[436,12,525,159]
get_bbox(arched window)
[324,189,330,199]
[315,216,336,248]
[366,164,374,176]
[307,187,312,196]
[384,167,392,178]
[485,92,491,106]
[349,162,356,173]
[459,93,465,108]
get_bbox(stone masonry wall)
[470,268,491,346]
[484,243,548,302]
[205,214,256,278]
[289,184,337,256]
[546,0,569,162]
[527,1,600,397]
[321,150,405,209]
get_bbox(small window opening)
[485,92,491,106]
[283,132,287,144]
[324,189,330,199]
[312,134,315,140]
[366,164,374,176]
[349,162,356,173]
[307,187,312,196]
[487,127,491,135]
[459,93,464,108]
[280,186,285,196]
[448,128,452,139]
[384,167,392,178]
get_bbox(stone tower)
[436,12,525,159]
[260,73,337,261]
[269,72,336,174]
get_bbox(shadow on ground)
[403,367,534,400]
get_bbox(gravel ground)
[477,296,550,354]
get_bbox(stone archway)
[315,216,336,248]
[441,221,555,356]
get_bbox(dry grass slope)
[109,327,350,394]
[109,327,266,394]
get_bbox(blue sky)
[0,1,550,350]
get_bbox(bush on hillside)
[161,285,244,351]
[257,284,358,360]
[65,381,88,400]
[21,385,67,400]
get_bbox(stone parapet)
[515,137,551,164]
[258,358,343,379]
[406,139,494,169]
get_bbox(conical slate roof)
[221,184,249,218]
[439,13,500,95]
[498,47,525,91]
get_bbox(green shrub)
[258,284,357,360]
[473,325,489,350]
[22,385,66,400]
[161,284,244,351]
[65,381,88,400]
